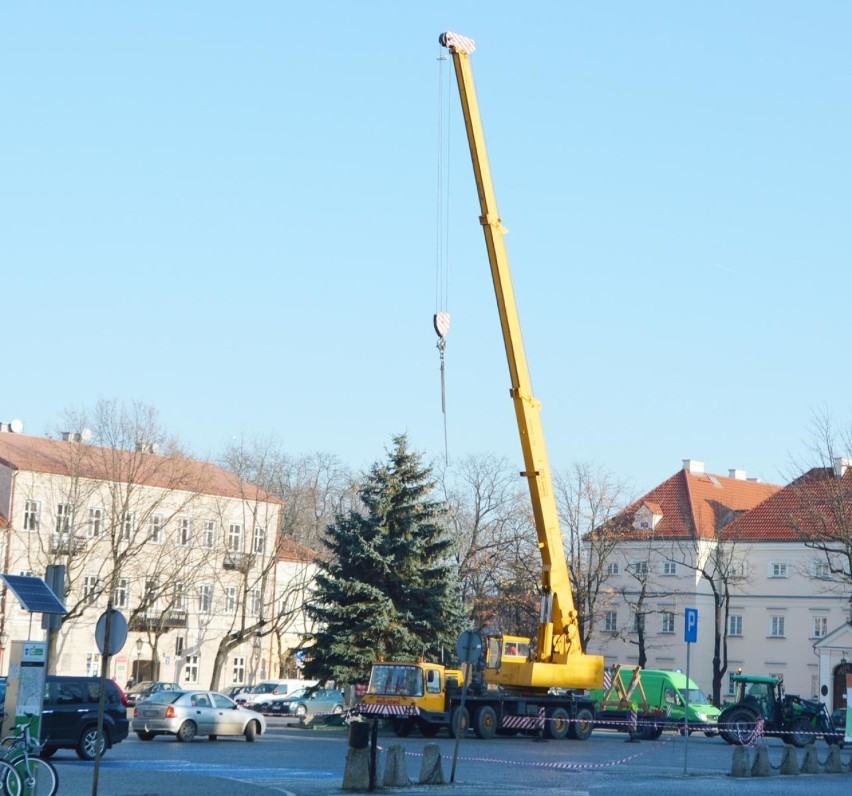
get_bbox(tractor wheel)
[721,707,759,746]
[789,716,814,748]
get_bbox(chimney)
[833,457,852,479]
[728,469,747,480]
[0,419,24,434]
[682,459,705,475]
[62,431,82,443]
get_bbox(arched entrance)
[832,660,851,711]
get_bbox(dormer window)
[633,502,663,531]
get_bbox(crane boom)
[440,31,603,690]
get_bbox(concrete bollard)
[731,745,751,777]
[383,744,410,788]
[751,744,771,777]
[824,744,843,774]
[419,742,445,785]
[342,747,371,791]
[779,744,799,775]
[801,745,819,774]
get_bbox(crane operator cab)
[486,635,531,669]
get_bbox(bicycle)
[0,714,59,796]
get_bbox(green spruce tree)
[302,434,464,684]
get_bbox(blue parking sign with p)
[684,608,698,643]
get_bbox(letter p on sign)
[684,608,698,643]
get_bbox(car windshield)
[253,683,278,693]
[144,691,184,705]
[680,688,711,705]
[281,688,311,701]
[128,681,155,694]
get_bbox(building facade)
[586,458,852,710]
[0,427,315,689]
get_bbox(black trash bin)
[348,719,371,749]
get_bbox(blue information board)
[684,608,698,643]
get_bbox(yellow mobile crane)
[358,33,604,741]
[440,31,603,693]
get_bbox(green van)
[589,669,720,739]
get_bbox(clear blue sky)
[2,3,850,496]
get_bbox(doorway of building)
[832,660,851,711]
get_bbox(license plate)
[143,710,158,717]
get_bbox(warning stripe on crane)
[356,703,418,718]
[442,31,476,55]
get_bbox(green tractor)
[718,673,843,748]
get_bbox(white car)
[235,679,318,707]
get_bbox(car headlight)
[696,712,707,722]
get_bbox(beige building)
[587,458,852,711]
[0,426,315,689]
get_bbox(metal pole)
[683,641,691,774]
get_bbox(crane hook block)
[434,312,451,340]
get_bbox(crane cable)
[435,45,452,464]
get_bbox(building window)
[83,575,101,603]
[769,562,788,578]
[225,586,238,614]
[176,636,185,656]
[113,578,129,609]
[251,589,262,617]
[202,520,216,548]
[199,585,212,614]
[632,612,645,633]
[233,656,245,683]
[728,561,747,577]
[661,612,675,634]
[631,561,649,576]
[55,503,73,535]
[178,517,192,547]
[23,501,40,531]
[87,507,104,538]
[120,511,135,540]
[606,562,619,576]
[227,523,243,552]
[662,561,677,576]
[727,673,737,696]
[85,652,101,678]
[144,578,159,613]
[604,611,618,632]
[812,616,828,639]
[729,615,743,636]
[173,582,186,611]
[147,514,163,543]
[812,561,830,578]
[770,616,785,637]
[253,526,266,555]
[184,655,199,684]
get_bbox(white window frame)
[113,577,129,609]
[661,611,675,634]
[87,507,104,539]
[199,585,213,614]
[729,615,743,636]
[178,517,192,547]
[662,561,677,576]
[812,615,828,639]
[225,586,238,614]
[202,520,216,548]
[253,526,266,555]
[120,511,135,540]
[147,514,163,543]
[604,611,618,632]
[632,561,649,576]
[23,500,40,531]
[632,611,645,633]
[85,652,101,678]
[55,503,73,535]
[184,654,199,684]
[233,656,245,683]
[83,575,101,603]
[251,589,262,617]
[606,562,619,576]
[769,562,789,579]
[770,615,785,637]
[227,523,243,552]
[173,582,186,612]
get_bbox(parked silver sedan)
[132,689,266,742]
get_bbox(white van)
[236,679,318,706]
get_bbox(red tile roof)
[603,467,781,540]
[278,538,319,564]
[0,432,283,505]
[723,466,852,542]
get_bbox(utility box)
[1,640,47,740]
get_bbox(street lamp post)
[135,638,143,683]
[251,636,261,685]
[0,631,9,674]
